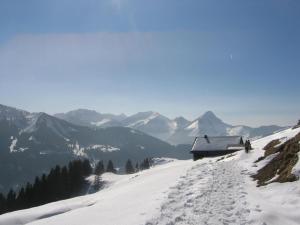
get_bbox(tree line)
[93,158,153,176]
[0,157,153,215]
[0,159,92,215]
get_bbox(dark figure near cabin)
[245,140,251,153]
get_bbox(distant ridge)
[55,109,286,145]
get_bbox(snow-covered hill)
[2,127,300,225]
[55,109,285,145]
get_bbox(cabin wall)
[191,150,239,160]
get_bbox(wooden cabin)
[191,135,244,160]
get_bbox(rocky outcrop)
[253,133,300,186]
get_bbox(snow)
[136,145,145,150]
[18,147,29,152]
[1,127,300,225]
[9,137,29,153]
[255,152,279,169]
[0,160,192,225]
[9,137,18,153]
[126,112,160,127]
[227,146,245,150]
[227,126,251,139]
[184,120,198,136]
[235,127,300,225]
[251,127,300,151]
[192,136,243,152]
[147,157,253,225]
[124,112,178,140]
[67,143,120,156]
[90,119,111,127]
[86,144,120,153]
[130,129,137,134]
[22,113,77,138]
[151,157,177,166]
[22,113,41,133]
[292,147,300,177]
[28,135,40,144]
[72,142,87,157]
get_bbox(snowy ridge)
[53,108,285,145]
[124,112,161,127]
[0,104,285,146]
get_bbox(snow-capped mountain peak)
[121,111,178,140]
[185,111,231,137]
[173,117,190,129]
[197,111,230,126]
[22,112,78,138]
[53,108,285,145]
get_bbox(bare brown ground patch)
[253,133,300,186]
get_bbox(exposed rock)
[253,133,300,186]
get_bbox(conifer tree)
[60,166,69,199]
[0,193,6,214]
[135,163,139,172]
[93,175,103,192]
[144,158,151,169]
[0,158,95,215]
[125,159,135,174]
[106,160,116,173]
[95,161,105,175]
[82,159,92,176]
[139,158,152,171]
[6,189,16,212]
[16,187,25,209]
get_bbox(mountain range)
[55,109,285,145]
[0,104,189,194]
[0,103,285,193]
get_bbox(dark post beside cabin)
[191,135,245,160]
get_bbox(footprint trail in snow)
[146,159,257,225]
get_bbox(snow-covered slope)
[185,111,231,136]
[121,111,179,140]
[0,159,193,225]
[173,116,190,130]
[2,127,300,225]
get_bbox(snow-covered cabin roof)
[191,136,244,152]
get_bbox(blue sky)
[0,0,299,126]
